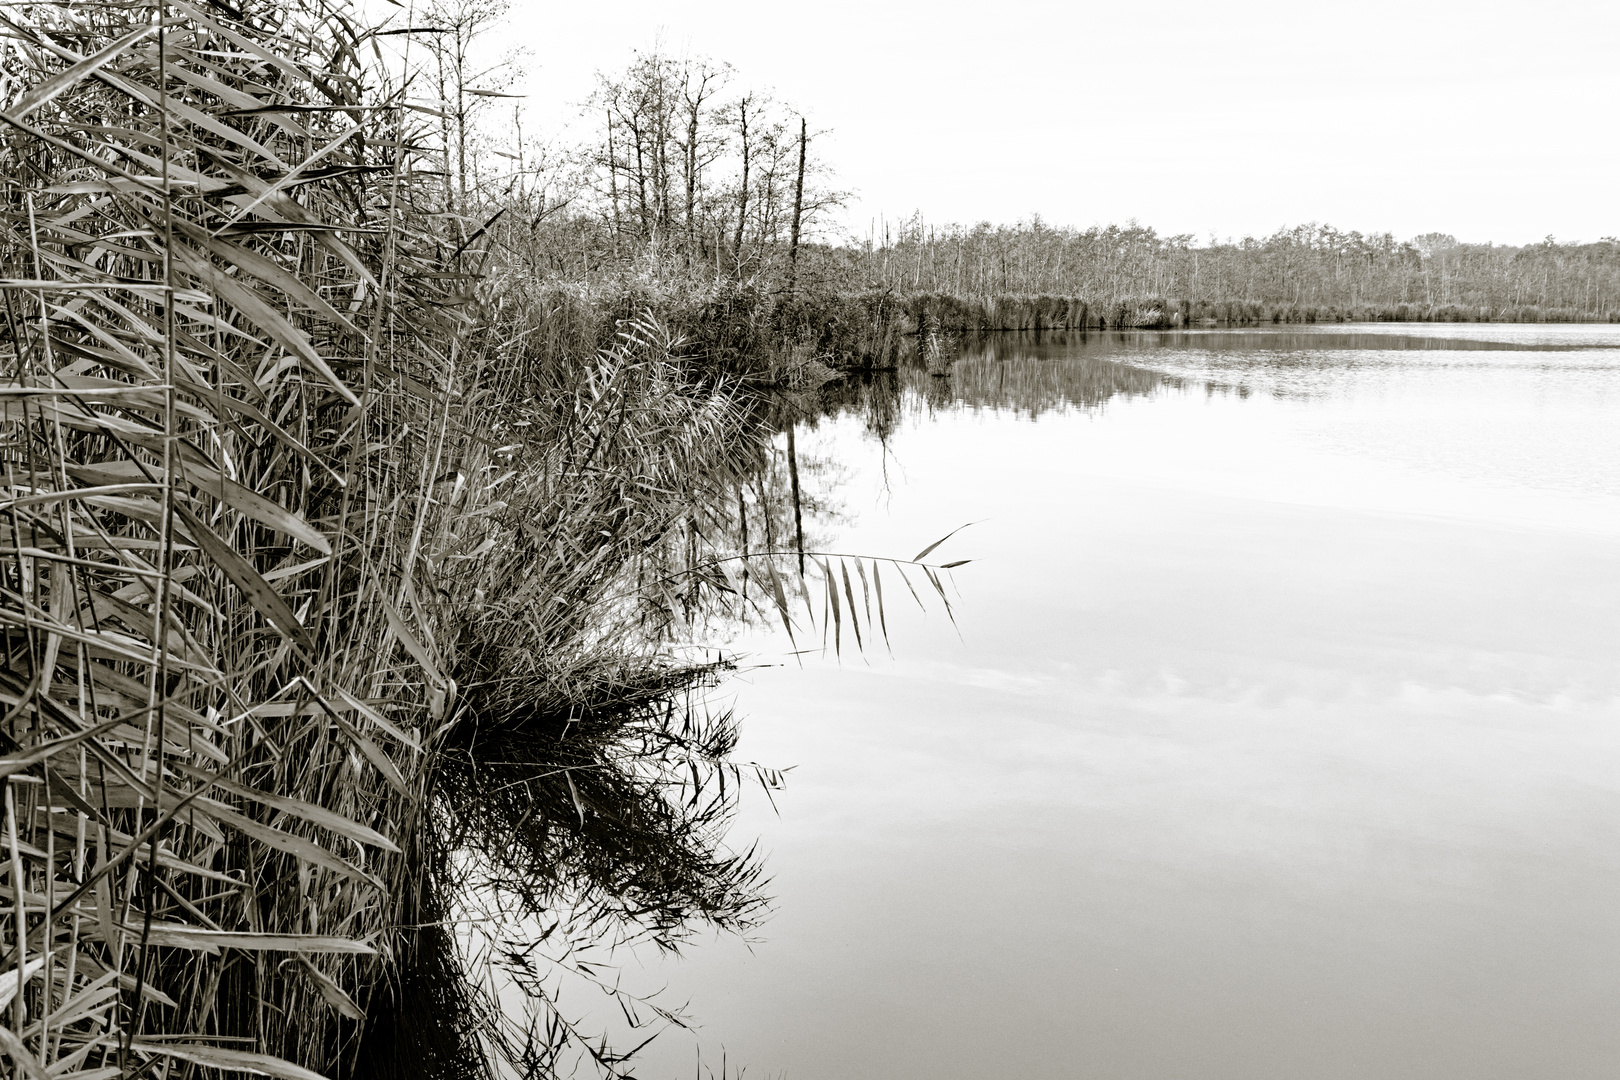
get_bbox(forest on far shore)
[837,222,1620,318]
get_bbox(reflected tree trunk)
[786,422,805,574]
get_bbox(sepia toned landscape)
[0,2,1616,1078]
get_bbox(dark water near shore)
[630,324,1620,1080]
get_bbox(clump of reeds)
[0,0,516,1073]
[914,310,956,376]
[0,2,502,1075]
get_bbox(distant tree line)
[853,219,1620,318]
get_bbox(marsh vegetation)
[0,4,950,1078]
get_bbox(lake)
[626,324,1620,1080]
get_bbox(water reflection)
[812,333,1184,434]
[920,328,1620,409]
[807,326,1575,436]
[627,323,1620,1080]
[1079,327,1620,353]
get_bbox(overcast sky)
[495,0,1619,246]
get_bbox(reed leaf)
[127,1042,329,1080]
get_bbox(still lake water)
[631,324,1620,1080]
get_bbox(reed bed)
[894,293,1620,334]
[0,1,494,1073]
[0,6,967,1075]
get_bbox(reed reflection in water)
[625,326,1620,1080]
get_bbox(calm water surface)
[633,325,1620,1080]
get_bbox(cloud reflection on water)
[627,325,1620,1080]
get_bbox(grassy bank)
[475,274,912,376]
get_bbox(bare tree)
[420,0,524,214]
[786,116,806,293]
[677,59,731,263]
[581,50,844,282]
[591,47,684,242]
[732,93,752,273]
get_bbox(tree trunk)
[607,109,621,238]
[786,117,806,295]
[632,123,651,239]
[454,24,469,211]
[655,79,669,239]
[435,47,452,214]
[732,99,750,275]
[685,106,698,264]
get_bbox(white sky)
[494,0,1620,246]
